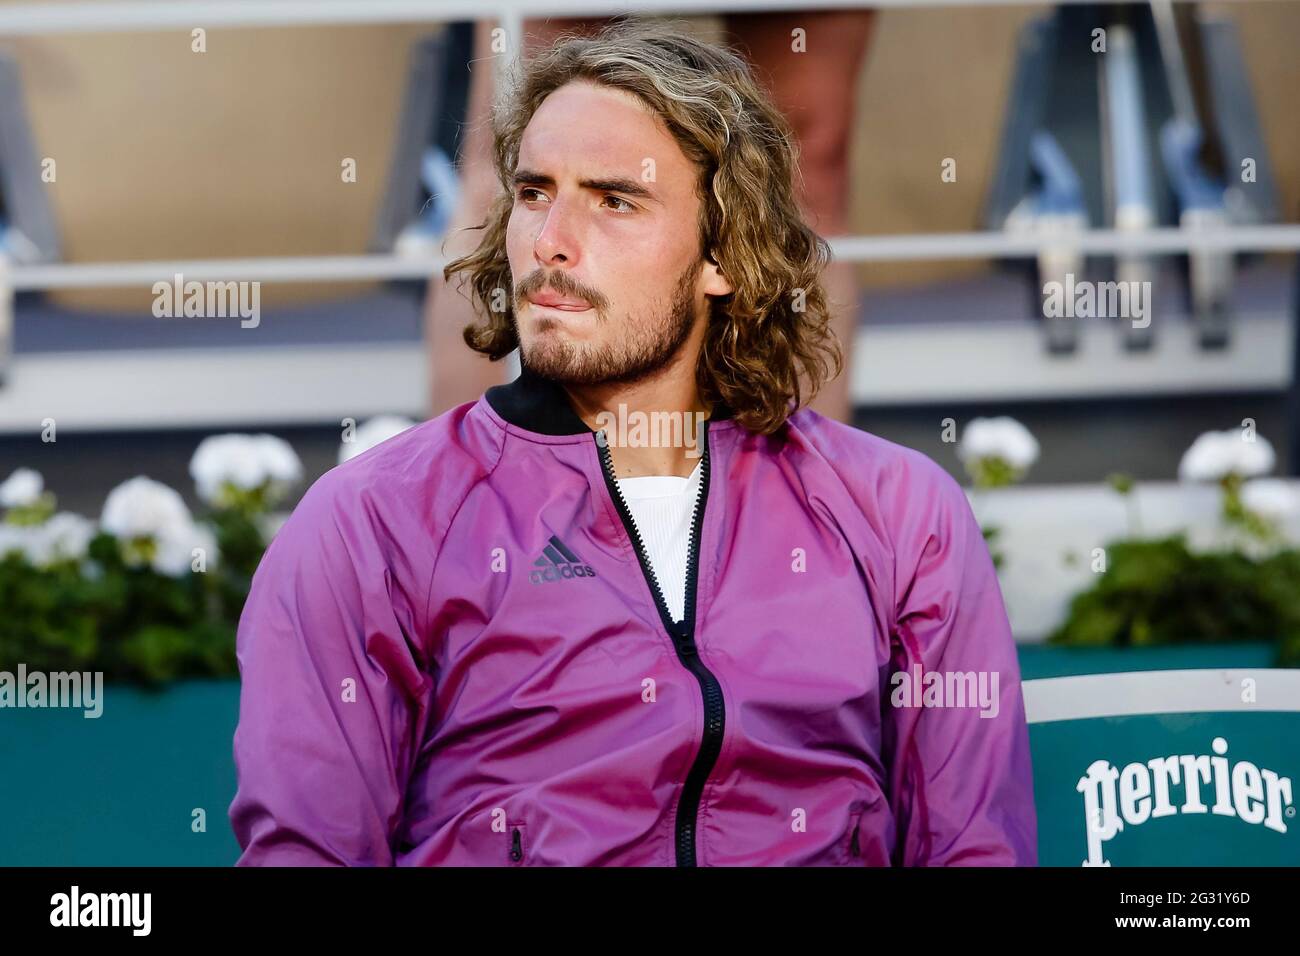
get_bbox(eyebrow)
[512,168,659,203]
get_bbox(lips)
[527,291,591,311]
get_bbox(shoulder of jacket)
[280,402,499,544]
[784,406,965,507]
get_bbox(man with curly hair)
[427,12,874,423]
[229,20,1037,867]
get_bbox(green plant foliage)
[1,518,258,687]
[982,525,1004,570]
[1049,535,1300,665]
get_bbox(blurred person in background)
[426,9,875,423]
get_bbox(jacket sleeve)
[881,455,1037,865]
[228,474,436,865]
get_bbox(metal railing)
[4,226,1298,291]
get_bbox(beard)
[515,258,700,388]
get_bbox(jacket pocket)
[843,792,889,865]
[846,810,863,863]
[507,822,527,865]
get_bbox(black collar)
[485,359,736,436]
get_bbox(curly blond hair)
[444,18,842,435]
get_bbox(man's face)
[506,80,731,387]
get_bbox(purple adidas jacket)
[229,365,1037,866]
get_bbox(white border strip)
[0,343,427,432]
[1023,669,1300,724]
[0,307,1287,434]
[852,309,1293,405]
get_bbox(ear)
[701,249,734,298]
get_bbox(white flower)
[1178,431,1237,481]
[189,433,303,505]
[102,476,192,541]
[254,434,303,485]
[25,512,96,567]
[1241,479,1297,520]
[0,523,28,558]
[1178,430,1275,482]
[957,417,1040,470]
[339,415,418,464]
[101,477,217,577]
[0,467,43,508]
[154,520,218,577]
[190,435,262,500]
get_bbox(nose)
[532,195,580,268]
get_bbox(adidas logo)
[529,535,597,585]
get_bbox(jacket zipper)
[595,421,726,867]
[509,825,524,863]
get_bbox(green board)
[1031,712,1298,866]
[0,679,242,866]
[1,649,1295,866]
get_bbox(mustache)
[514,270,607,312]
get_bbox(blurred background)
[1,0,1298,867]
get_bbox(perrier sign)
[1025,670,1300,866]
